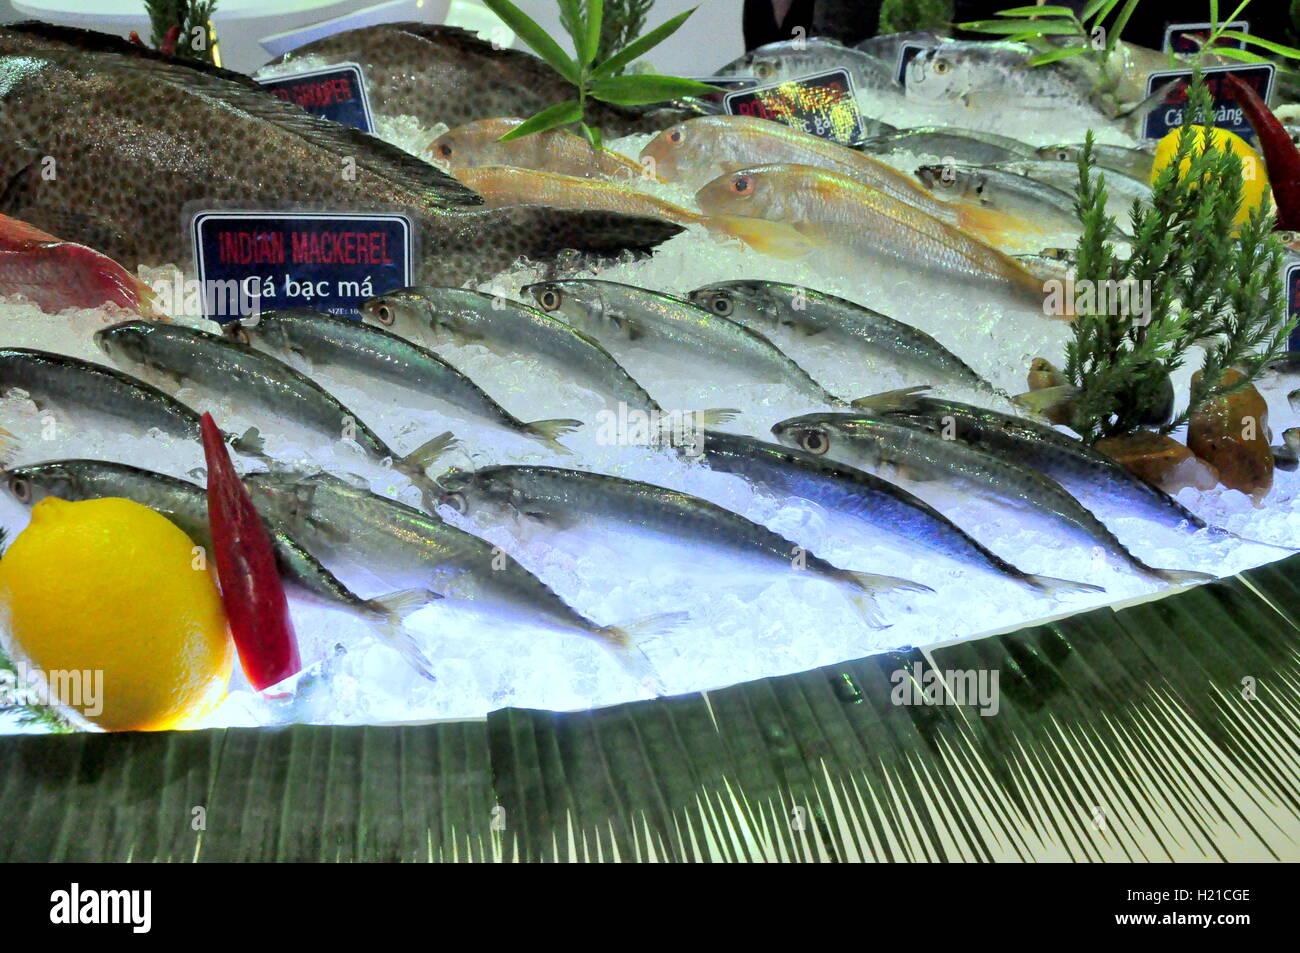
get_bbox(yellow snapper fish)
[428,118,647,180]
[640,115,1032,245]
[453,165,792,252]
[695,164,1046,304]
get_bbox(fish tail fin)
[1149,567,1217,586]
[403,431,460,472]
[954,200,1043,244]
[370,591,441,683]
[848,384,932,412]
[0,425,19,463]
[707,215,818,259]
[524,417,584,453]
[595,610,690,695]
[839,571,932,629]
[693,407,742,427]
[1023,573,1106,596]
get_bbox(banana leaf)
[1,562,1297,862]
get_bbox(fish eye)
[755,62,773,79]
[374,302,396,326]
[438,143,453,157]
[537,288,562,312]
[932,58,951,74]
[731,175,753,196]
[798,430,830,455]
[708,295,733,317]
[9,476,30,502]
[443,491,467,514]
[1054,149,1071,161]
[668,128,684,145]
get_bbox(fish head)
[435,466,514,518]
[915,163,983,202]
[1035,144,1081,163]
[360,289,430,334]
[695,166,786,219]
[426,119,518,171]
[905,48,968,104]
[771,414,839,458]
[94,320,155,369]
[772,414,888,470]
[686,281,779,328]
[4,463,77,507]
[639,123,692,182]
[524,280,612,333]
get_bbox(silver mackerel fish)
[694,429,1100,596]
[687,280,997,394]
[526,279,860,407]
[245,470,681,689]
[437,464,932,628]
[93,321,454,509]
[770,412,1215,586]
[242,308,582,453]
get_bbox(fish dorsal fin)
[2,22,483,209]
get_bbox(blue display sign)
[1140,63,1276,143]
[191,211,414,323]
[723,69,865,145]
[258,63,374,132]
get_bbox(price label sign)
[896,43,930,86]
[1163,21,1249,55]
[191,211,414,323]
[685,76,759,107]
[1140,63,1275,143]
[1286,260,1300,352]
[723,69,864,145]
[258,63,374,133]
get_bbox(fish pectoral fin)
[708,215,818,260]
[521,507,581,531]
[231,426,265,457]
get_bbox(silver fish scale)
[540,281,841,404]
[399,287,663,414]
[247,473,605,635]
[474,464,845,578]
[250,309,523,435]
[697,429,1029,580]
[102,323,398,463]
[0,347,202,439]
[805,415,1161,573]
[880,398,1206,530]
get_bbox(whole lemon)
[1151,125,1270,227]
[0,497,231,731]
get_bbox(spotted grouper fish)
[0,23,680,285]
[263,23,694,136]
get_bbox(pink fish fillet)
[0,214,160,317]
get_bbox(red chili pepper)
[160,25,182,57]
[1224,72,1300,230]
[200,412,300,690]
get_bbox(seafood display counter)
[0,8,1298,861]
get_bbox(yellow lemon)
[0,497,231,731]
[1151,125,1270,227]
